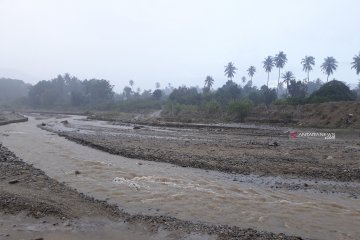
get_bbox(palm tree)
[247,66,256,81]
[263,56,274,87]
[301,56,315,83]
[129,80,134,88]
[274,51,288,95]
[321,57,338,81]
[204,75,215,89]
[224,62,237,81]
[241,76,247,83]
[282,71,295,94]
[351,52,360,75]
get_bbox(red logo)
[290,131,298,139]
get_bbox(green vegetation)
[308,80,356,103]
[0,78,30,107]
[2,50,360,123]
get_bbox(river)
[1,115,359,240]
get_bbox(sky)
[0,0,359,93]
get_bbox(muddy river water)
[1,115,359,240]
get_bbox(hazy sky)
[0,0,359,92]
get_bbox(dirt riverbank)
[0,112,28,126]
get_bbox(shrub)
[309,80,356,103]
[227,99,253,122]
[202,100,220,115]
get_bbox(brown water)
[1,115,360,240]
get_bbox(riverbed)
[1,115,359,240]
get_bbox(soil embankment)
[248,101,360,128]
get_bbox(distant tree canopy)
[309,80,356,103]
[0,78,30,105]
[169,86,201,105]
[28,74,114,108]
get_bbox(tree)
[224,62,237,81]
[215,80,242,104]
[287,80,306,98]
[241,76,247,83]
[169,87,201,105]
[351,52,360,75]
[204,75,215,89]
[152,89,162,99]
[309,80,356,102]
[259,85,277,105]
[247,66,256,81]
[155,82,161,89]
[282,71,296,91]
[129,80,134,88]
[274,51,288,95]
[321,57,338,81]
[263,56,274,87]
[301,56,315,83]
[123,86,132,99]
[227,99,253,122]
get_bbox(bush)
[309,80,356,103]
[285,97,307,105]
[227,99,253,122]
[202,100,220,115]
[273,98,288,105]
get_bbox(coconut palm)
[263,56,274,87]
[241,76,247,83]
[321,57,338,81]
[351,52,360,75]
[129,80,134,87]
[274,51,288,95]
[247,66,256,81]
[282,71,296,93]
[204,75,215,89]
[301,56,315,83]
[224,62,237,81]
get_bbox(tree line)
[214,52,360,94]
[28,74,114,109]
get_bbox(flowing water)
[1,115,359,240]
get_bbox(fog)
[0,0,359,92]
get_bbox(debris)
[8,179,19,184]
[268,141,279,147]
[61,120,69,124]
[133,126,141,130]
[75,170,81,175]
[41,123,46,126]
